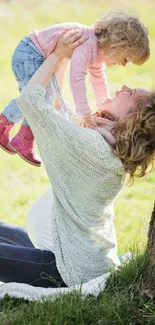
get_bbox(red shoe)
[0,114,16,155]
[10,125,42,167]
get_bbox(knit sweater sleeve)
[16,85,121,181]
[88,62,110,107]
[70,43,92,120]
[16,84,90,144]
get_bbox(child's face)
[98,50,131,67]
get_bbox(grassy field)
[0,0,155,324]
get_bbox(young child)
[0,11,149,167]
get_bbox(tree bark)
[142,201,155,296]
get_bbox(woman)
[0,29,155,288]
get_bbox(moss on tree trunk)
[143,202,155,296]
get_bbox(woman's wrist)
[52,50,64,60]
[82,114,92,122]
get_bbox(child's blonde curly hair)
[94,11,150,65]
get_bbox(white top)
[27,188,55,252]
[17,83,125,287]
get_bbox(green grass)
[1,254,155,325]
[0,0,155,323]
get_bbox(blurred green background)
[0,0,154,253]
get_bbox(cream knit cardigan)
[16,84,125,287]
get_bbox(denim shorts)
[3,37,55,124]
[12,37,45,89]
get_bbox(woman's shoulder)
[90,130,125,173]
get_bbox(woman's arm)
[17,30,116,192]
[54,59,69,109]
[28,52,61,88]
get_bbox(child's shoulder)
[36,22,94,41]
[50,22,89,32]
[36,23,95,48]
[52,23,96,46]
[40,22,91,35]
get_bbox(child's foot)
[10,125,42,167]
[0,114,16,155]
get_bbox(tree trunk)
[142,201,155,296]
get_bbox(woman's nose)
[121,85,131,91]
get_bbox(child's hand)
[80,115,97,128]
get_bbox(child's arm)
[70,43,97,128]
[88,62,110,107]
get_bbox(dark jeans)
[0,222,67,288]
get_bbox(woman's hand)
[80,114,98,128]
[53,29,88,59]
[92,115,116,146]
[28,29,88,88]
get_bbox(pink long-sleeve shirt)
[29,22,110,119]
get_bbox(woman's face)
[101,86,153,120]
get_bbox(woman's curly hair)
[113,92,155,183]
[94,11,150,65]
